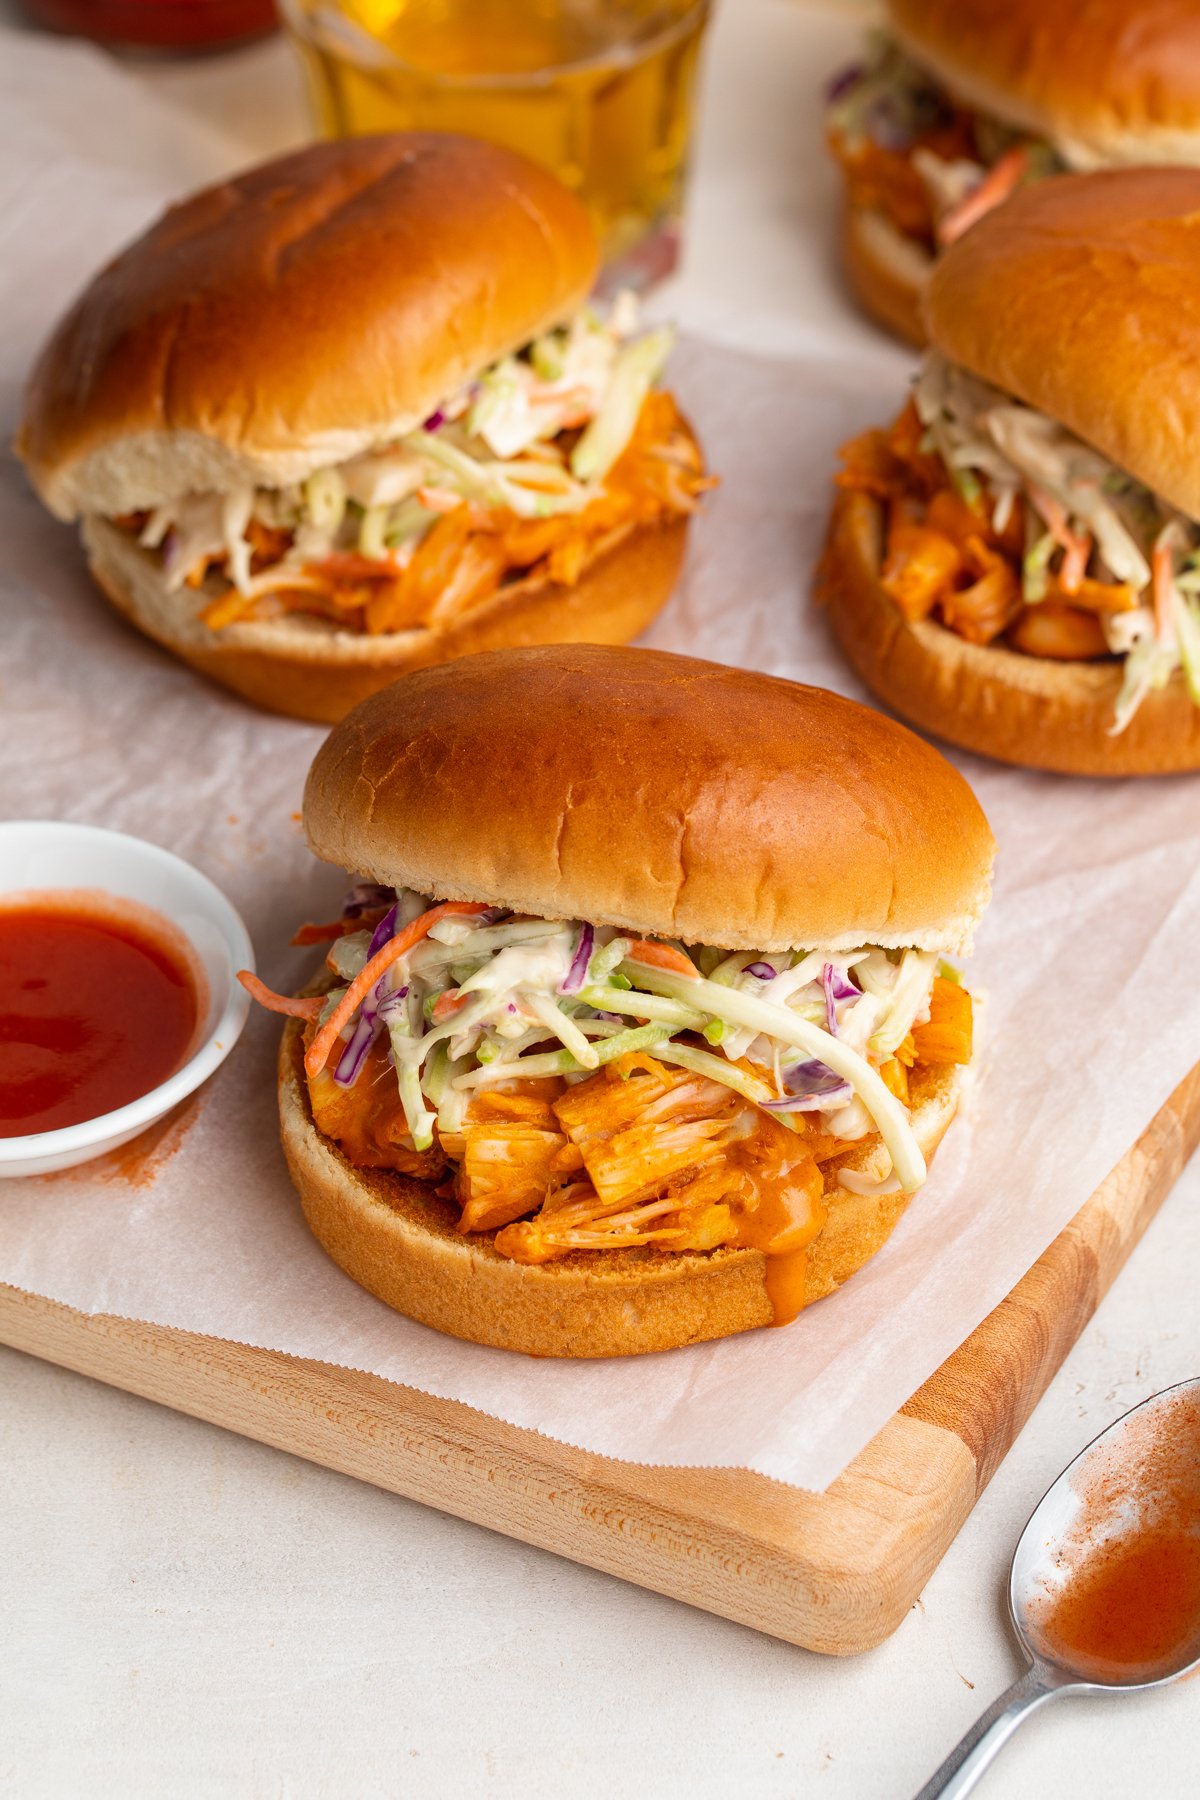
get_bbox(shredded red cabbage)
[825,63,863,104]
[423,408,445,432]
[367,903,398,958]
[161,529,183,575]
[341,882,394,919]
[762,1057,853,1113]
[334,1010,382,1087]
[745,962,776,980]
[560,923,594,995]
[821,962,860,1035]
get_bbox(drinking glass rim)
[281,0,712,89]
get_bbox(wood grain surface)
[3,1065,1198,1657]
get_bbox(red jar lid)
[20,0,278,50]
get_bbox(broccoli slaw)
[916,353,1200,730]
[825,33,1062,252]
[249,888,975,1199]
[126,295,690,628]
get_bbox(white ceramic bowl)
[0,821,254,1177]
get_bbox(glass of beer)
[279,0,712,289]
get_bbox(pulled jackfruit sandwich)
[827,0,1200,344]
[17,135,707,724]
[242,645,994,1357]
[822,168,1200,775]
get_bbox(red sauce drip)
[1028,1389,1200,1682]
[0,900,199,1137]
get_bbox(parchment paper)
[2,35,1198,1492]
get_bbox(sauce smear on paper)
[0,899,198,1136]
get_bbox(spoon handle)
[912,1665,1062,1799]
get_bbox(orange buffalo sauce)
[724,1127,827,1327]
[0,897,199,1137]
[1028,1388,1200,1682]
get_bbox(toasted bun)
[841,200,932,348]
[819,490,1200,776]
[304,643,995,954]
[889,0,1200,168]
[18,133,598,520]
[81,497,693,726]
[924,168,1200,523]
[277,1016,964,1357]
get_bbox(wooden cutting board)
[3,1065,1198,1657]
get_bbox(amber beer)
[281,0,711,285]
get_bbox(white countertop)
[3,3,1198,1793]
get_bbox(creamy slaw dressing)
[825,33,1065,233]
[916,352,1200,729]
[317,890,959,1195]
[132,296,673,596]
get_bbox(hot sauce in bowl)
[0,896,201,1137]
[0,823,253,1179]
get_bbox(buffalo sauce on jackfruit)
[722,1113,827,1326]
[308,1039,826,1320]
[306,1034,446,1180]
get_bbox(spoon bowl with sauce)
[915,1377,1200,1798]
[0,821,253,1176]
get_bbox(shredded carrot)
[939,146,1028,247]
[238,970,324,1020]
[417,485,465,514]
[1058,530,1094,596]
[179,392,707,641]
[432,988,471,1024]
[624,940,699,980]
[1153,542,1176,641]
[304,902,490,1077]
[290,910,387,947]
[1029,487,1092,582]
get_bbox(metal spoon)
[914,1376,1200,1799]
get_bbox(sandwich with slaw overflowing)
[17,135,708,724]
[820,167,1200,776]
[828,0,1200,344]
[240,645,994,1358]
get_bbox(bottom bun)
[841,201,932,349]
[83,507,690,726]
[819,490,1200,777]
[277,1016,964,1358]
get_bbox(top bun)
[19,133,599,521]
[888,0,1200,167]
[924,167,1200,521]
[304,645,995,955]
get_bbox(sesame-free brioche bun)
[841,201,931,349]
[925,167,1200,525]
[819,490,1200,776]
[18,132,599,519]
[303,644,995,955]
[889,0,1200,170]
[80,498,694,726]
[278,1014,964,1357]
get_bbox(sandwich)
[820,168,1200,776]
[17,134,708,723]
[827,0,1200,344]
[240,644,994,1358]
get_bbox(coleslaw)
[118,296,705,637]
[246,889,976,1244]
